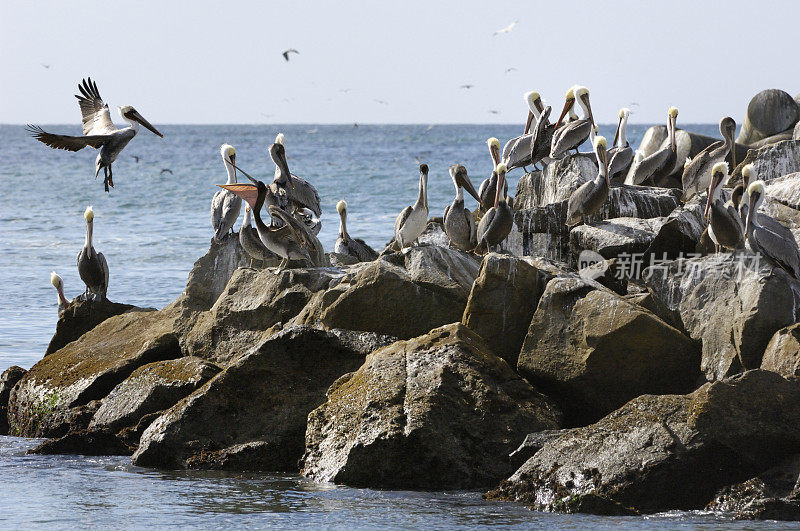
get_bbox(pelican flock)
[628,107,678,185]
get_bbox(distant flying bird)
[505,67,517,74]
[131,155,140,163]
[160,168,173,175]
[493,21,517,35]
[425,125,435,132]
[41,63,51,69]
[282,49,299,61]
[460,84,474,89]
[338,88,352,93]
[488,110,500,115]
[374,99,389,105]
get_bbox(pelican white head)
[487,137,500,150]
[275,133,286,146]
[337,200,347,215]
[220,144,236,161]
[668,107,679,118]
[50,271,62,289]
[619,108,631,119]
[742,163,755,183]
[84,205,94,222]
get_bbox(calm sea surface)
[3,123,772,529]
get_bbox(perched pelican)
[77,206,109,300]
[739,165,796,246]
[629,107,678,185]
[705,162,744,251]
[211,144,242,242]
[443,164,483,251]
[50,272,70,316]
[681,117,736,202]
[476,163,513,253]
[745,181,800,278]
[269,133,322,217]
[239,206,274,267]
[479,138,507,213]
[27,78,163,192]
[501,92,554,172]
[295,207,322,235]
[394,164,429,249]
[335,200,378,262]
[566,136,610,226]
[550,86,595,159]
[268,206,326,267]
[607,108,634,184]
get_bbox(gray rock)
[569,217,662,260]
[513,155,597,208]
[729,140,800,186]
[761,324,800,378]
[794,121,800,141]
[737,89,800,146]
[0,366,26,435]
[46,299,137,355]
[301,323,562,490]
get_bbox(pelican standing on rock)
[335,200,378,262]
[50,272,70,315]
[607,108,634,183]
[745,181,800,278]
[705,162,744,251]
[479,138,507,213]
[394,164,429,249]
[566,136,610,226]
[476,163,513,253]
[239,206,274,267]
[550,86,595,159]
[502,91,553,172]
[681,117,736,202]
[211,144,242,242]
[269,133,322,218]
[628,107,678,186]
[444,164,483,251]
[27,78,163,192]
[77,206,109,300]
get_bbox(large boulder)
[461,253,566,366]
[513,154,597,208]
[729,140,800,186]
[761,324,800,378]
[8,309,181,437]
[0,366,26,435]
[46,299,137,355]
[132,326,394,471]
[737,89,800,146]
[569,217,661,261]
[301,323,562,490]
[645,253,800,380]
[517,276,700,425]
[487,370,800,515]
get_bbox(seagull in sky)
[282,49,299,61]
[493,21,517,35]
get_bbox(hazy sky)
[2,0,798,124]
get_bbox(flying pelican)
[476,163,513,253]
[77,206,109,300]
[239,206,274,267]
[50,272,70,316]
[607,108,634,184]
[269,133,322,217]
[394,164,429,249]
[502,92,554,172]
[550,86,595,159]
[27,78,162,192]
[566,136,610,226]
[681,117,736,202]
[628,107,678,186]
[444,164,483,251]
[335,200,378,262]
[705,162,744,251]
[745,181,800,278]
[211,144,242,242]
[479,138,507,213]
[282,49,299,61]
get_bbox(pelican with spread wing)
[27,77,163,192]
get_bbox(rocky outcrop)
[46,299,137,355]
[132,326,394,471]
[488,370,800,515]
[761,324,800,378]
[517,276,700,424]
[0,366,26,435]
[8,309,181,437]
[461,253,566,366]
[513,154,597,208]
[729,140,800,186]
[301,323,562,490]
[645,253,800,380]
[569,217,661,260]
[737,89,800,146]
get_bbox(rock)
[762,173,800,229]
[729,140,800,186]
[28,428,132,456]
[569,217,661,261]
[46,299,137,355]
[707,455,800,521]
[174,235,250,312]
[301,323,562,490]
[89,356,220,433]
[517,276,700,425]
[762,324,800,378]
[0,366,26,435]
[8,309,181,437]
[509,429,578,467]
[461,253,566,366]
[737,89,800,146]
[645,253,800,380]
[133,326,392,470]
[487,370,800,514]
[794,121,800,141]
[644,201,707,260]
[513,155,597,208]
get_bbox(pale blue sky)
[2,0,798,124]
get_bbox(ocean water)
[1,122,767,528]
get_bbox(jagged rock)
[645,253,800,380]
[509,429,578,467]
[517,276,700,424]
[794,121,800,141]
[133,326,394,470]
[729,140,800,186]
[46,299,137,355]
[328,252,360,266]
[8,309,181,437]
[569,217,661,260]
[513,155,597,208]
[737,89,800,146]
[89,356,220,433]
[0,366,26,435]
[644,200,707,259]
[762,324,800,378]
[487,370,800,515]
[762,173,800,229]
[707,455,800,521]
[28,428,132,456]
[301,323,562,490]
[461,253,566,366]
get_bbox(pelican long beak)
[745,191,760,236]
[524,110,534,135]
[703,181,715,218]
[230,153,236,180]
[669,114,677,151]
[554,97,575,129]
[490,144,501,166]
[613,116,622,147]
[272,145,294,188]
[598,148,609,186]
[131,111,163,138]
[219,183,259,210]
[229,162,260,186]
[458,171,483,207]
[494,171,506,208]
[582,94,595,128]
